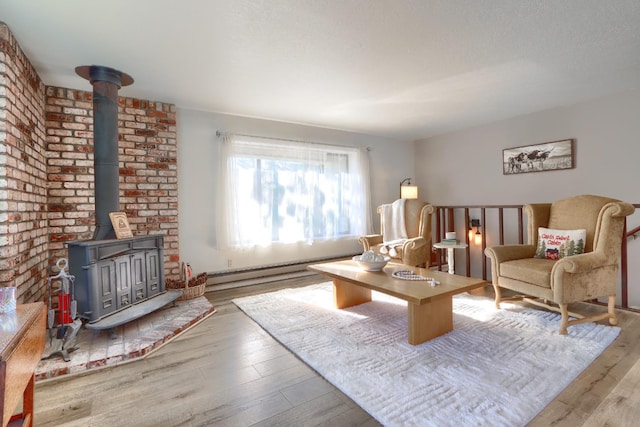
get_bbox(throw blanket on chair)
[379,199,408,257]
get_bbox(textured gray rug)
[233,282,619,427]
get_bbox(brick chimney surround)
[0,23,180,303]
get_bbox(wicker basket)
[166,263,207,300]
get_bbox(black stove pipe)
[76,65,133,240]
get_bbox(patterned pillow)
[534,227,587,260]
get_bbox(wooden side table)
[433,242,468,274]
[1,302,46,427]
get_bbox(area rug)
[233,282,620,427]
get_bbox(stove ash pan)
[68,235,165,323]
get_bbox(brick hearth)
[35,297,215,381]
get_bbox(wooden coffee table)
[308,260,487,345]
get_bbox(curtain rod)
[215,130,371,151]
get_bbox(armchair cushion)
[500,258,554,289]
[534,227,586,260]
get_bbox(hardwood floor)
[33,275,640,426]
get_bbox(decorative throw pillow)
[534,227,587,260]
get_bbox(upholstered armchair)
[485,194,634,334]
[359,199,434,267]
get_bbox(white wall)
[415,88,640,306]
[177,90,640,301]
[415,89,640,205]
[177,109,415,274]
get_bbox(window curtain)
[216,133,372,249]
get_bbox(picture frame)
[109,211,133,239]
[503,139,574,175]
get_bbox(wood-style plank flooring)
[33,275,640,426]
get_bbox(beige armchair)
[359,199,434,267]
[485,194,634,334]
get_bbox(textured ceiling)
[2,0,640,140]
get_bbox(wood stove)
[68,235,165,323]
[67,65,179,330]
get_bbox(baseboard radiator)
[206,254,357,290]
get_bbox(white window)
[218,134,371,248]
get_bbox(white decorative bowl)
[352,255,390,272]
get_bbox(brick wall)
[0,23,49,302]
[45,88,181,279]
[0,23,181,303]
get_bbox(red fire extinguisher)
[57,276,73,324]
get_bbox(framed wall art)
[503,139,574,175]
